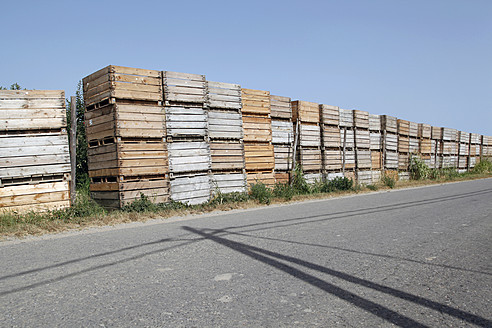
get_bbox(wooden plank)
[339,109,354,127]
[270,95,292,119]
[320,104,339,126]
[112,65,161,78]
[292,100,319,124]
[0,90,65,100]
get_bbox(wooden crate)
[398,172,410,181]
[320,104,339,126]
[326,172,344,180]
[369,114,381,131]
[0,133,70,181]
[210,141,245,171]
[397,119,410,136]
[418,123,432,139]
[322,125,341,148]
[274,144,293,171]
[241,89,270,116]
[458,142,469,156]
[383,170,399,181]
[83,65,162,107]
[207,81,241,110]
[353,110,369,129]
[299,123,321,147]
[292,100,319,124]
[442,155,458,168]
[246,171,275,187]
[409,137,419,154]
[339,108,354,127]
[469,156,477,168]
[371,151,382,170]
[85,103,166,141]
[442,141,458,155]
[271,120,294,145]
[170,173,210,205]
[340,128,355,148]
[370,132,381,150]
[88,139,168,178]
[242,115,272,142]
[419,138,432,154]
[244,143,274,171]
[409,121,419,138]
[298,147,322,172]
[357,171,372,185]
[458,156,468,169]
[459,131,470,143]
[208,110,243,140]
[371,170,382,184]
[381,115,397,133]
[442,127,458,141]
[470,133,480,144]
[343,170,355,182]
[90,177,169,209]
[384,151,398,169]
[323,148,342,171]
[342,148,356,169]
[0,90,66,131]
[210,172,246,194]
[1,181,70,212]
[398,136,410,153]
[274,172,290,184]
[166,106,207,138]
[356,149,371,169]
[398,153,409,170]
[384,133,398,152]
[270,95,292,119]
[304,172,322,184]
[163,71,206,104]
[431,126,442,140]
[355,129,370,149]
[469,145,478,157]
[168,141,211,174]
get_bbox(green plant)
[249,182,273,204]
[471,158,492,174]
[382,175,396,188]
[366,184,378,191]
[409,155,430,180]
[273,182,294,200]
[291,164,310,194]
[320,177,353,192]
[121,193,158,212]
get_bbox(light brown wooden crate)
[292,100,319,124]
[418,123,432,138]
[246,171,275,187]
[323,148,342,171]
[353,110,369,129]
[0,181,70,212]
[210,141,245,171]
[299,147,322,172]
[241,89,270,115]
[398,136,410,153]
[244,143,274,171]
[242,115,272,142]
[419,138,432,154]
[322,125,341,148]
[397,119,410,136]
[275,172,290,184]
[371,151,382,170]
[270,95,292,119]
[320,104,339,126]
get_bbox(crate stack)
[163,71,211,205]
[458,131,470,172]
[206,81,247,196]
[0,90,71,212]
[351,110,370,184]
[292,101,322,183]
[441,128,458,168]
[241,89,275,186]
[339,108,356,181]
[83,66,168,208]
[469,133,481,168]
[369,114,382,183]
[381,115,398,177]
[270,95,294,184]
[320,105,343,181]
[482,136,492,159]
[397,119,411,180]
[431,126,443,168]
[418,123,432,167]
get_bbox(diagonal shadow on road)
[183,226,492,328]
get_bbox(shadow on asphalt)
[1,187,491,327]
[183,226,492,328]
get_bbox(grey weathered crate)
[409,121,419,138]
[459,143,469,156]
[0,133,70,180]
[208,110,243,139]
[458,156,468,169]
[398,172,410,181]
[357,170,372,185]
[353,110,369,129]
[320,104,339,126]
[469,156,477,168]
[398,152,409,170]
[371,170,381,184]
[170,173,210,205]
[470,133,480,144]
[355,129,370,149]
[384,133,398,152]
[274,144,293,171]
[409,137,419,153]
[168,141,211,174]
[0,90,66,131]
[299,123,321,147]
[271,120,294,145]
[342,148,356,169]
[207,81,241,110]
[163,71,206,104]
[270,95,292,119]
[442,155,458,168]
[418,123,432,139]
[356,149,371,169]
[166,106,208,138]
[339,109,354,127]
[369,114,381,131]
[210,172,246,194]
[326,172,344,180]
[381,115,397,133]
[442,141,458,155]
[340,128,355,148]
[459,131,470,143]
[370,132,382,150]
[431,126,442,140]
[384,151,398,169]
[442,127,458,141]
[304,172,322,184]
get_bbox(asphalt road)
[1,179,491,327]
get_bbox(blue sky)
[1,0,491,135]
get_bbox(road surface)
[1,178,491,327]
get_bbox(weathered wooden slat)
[210,173,246,194]
[339,109,354,127]
[369,114,381,131]
[271,120,294,145]
[323,149,341,170]
[170,174,210,205]
[292,101,319,124]
[274,144,293,171]
[381,115,397,133]
[270,95,292,119]
[356,149,371,169]
[320,104,339,126]
[353,110,369,129]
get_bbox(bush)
[382,175,396,188]
[273,182,294,201]
[249,182,273,204]
[121,193,158,212]
[471,158,492,174]
[366,184,378,191]
[320,177,353,193]
[409,155,430,180]
[291,164,310,194]
[209,191,249,205]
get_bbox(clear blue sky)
[1,0,491,135]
